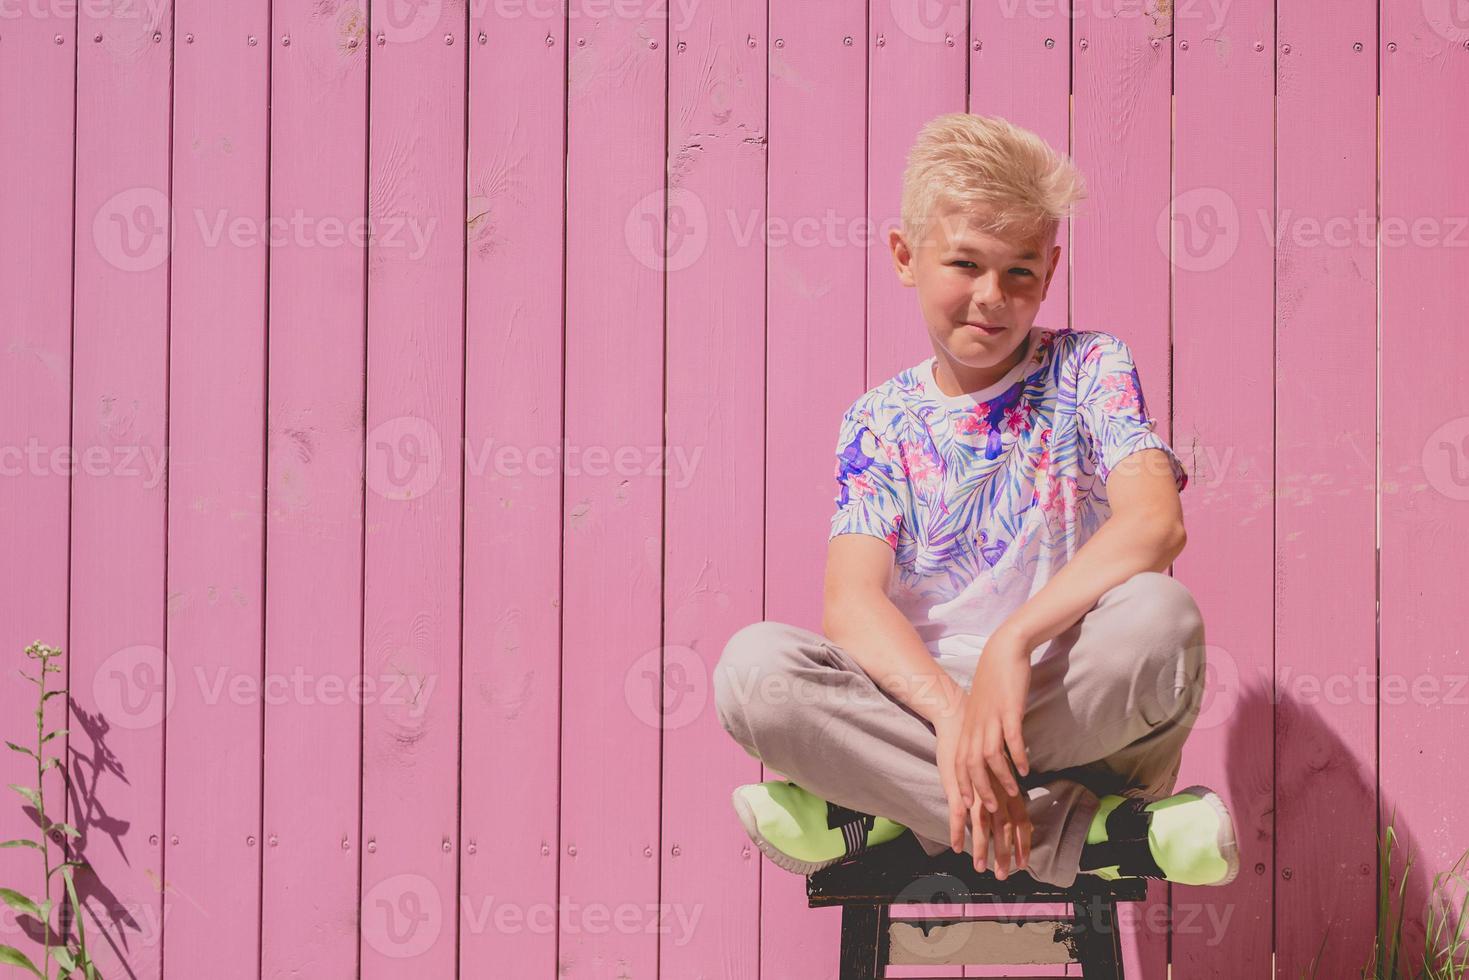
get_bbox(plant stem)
[36,652,53,978]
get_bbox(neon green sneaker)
[730,780,908,875]
[1078,785,1240,886]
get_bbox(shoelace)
[826,801,877,857]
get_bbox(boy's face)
[890,200,1060,384]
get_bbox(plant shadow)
[62,700,152,980]
[1223,681,1465,979]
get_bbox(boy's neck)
[932,332,1030,397]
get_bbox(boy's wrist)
[991,620,1039,654]
[920,674,968,724]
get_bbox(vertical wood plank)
[1380,2,1469,968]
[260,1,371,975]
[358,1,467,974]
[866,0,968,387]
[1069,2,1177,976]
[864,2,965,974]
[764,3,869,976]
[67,3,174,976]
[1069,7,1172,363]
[0,6,77,974]
[1274,1,1379,976]
[560,2,665,977]
[969,0,1071,328]
[662,0,768,978]
[1171,0,1278,976]
[458,2,566,975]
[161,2,270,976]
[965,9,1073,967]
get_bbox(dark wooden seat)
[807,830,1146,979]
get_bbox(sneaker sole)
[1176,784,1240,886]
[730,786,838,876]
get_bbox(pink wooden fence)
[1,1,1465,977]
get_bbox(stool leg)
[1071,896,1125,979]
[839,904,890,980]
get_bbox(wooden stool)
[807,830,1146,979]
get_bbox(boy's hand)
[967,778,1032,877]
[956,630,1034,874]
[933,709,972,855]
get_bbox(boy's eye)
[949,260,1034,277]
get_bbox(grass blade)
[0,945,44,978]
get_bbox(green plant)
[1418,841,1469,980]
[1361,803,1469,980]
[1299,806,1469,980]
[0,641,99,979]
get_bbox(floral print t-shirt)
[829,325,1189,663]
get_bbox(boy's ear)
[1042,243,1062,295]
[890,227,917,286]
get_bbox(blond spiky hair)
[901,112,1087,257]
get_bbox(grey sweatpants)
[712,570,1207,887]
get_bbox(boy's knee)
[1116,573,1206,725]
[714,620,798,759]
[1120,571,1204,645]
[714,620,788,723]
[716,620,784,685]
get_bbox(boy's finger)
[984,724,1020,797]
[989,752,1020,798]
[968,762,998,814]
[949,797,966,852]
[993,817,1012,878]
[1003,717,1030,777]
[955,765,974,810]
[970,801,987,872]
[1010,800,1032,869]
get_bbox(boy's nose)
[972,273,1005,305]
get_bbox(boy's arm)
[954,425,1186,830]
[992,448,1187,652]
[822,533,968,724]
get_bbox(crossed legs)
[712,570,1207,887]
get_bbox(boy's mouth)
[964,322,1007,335]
